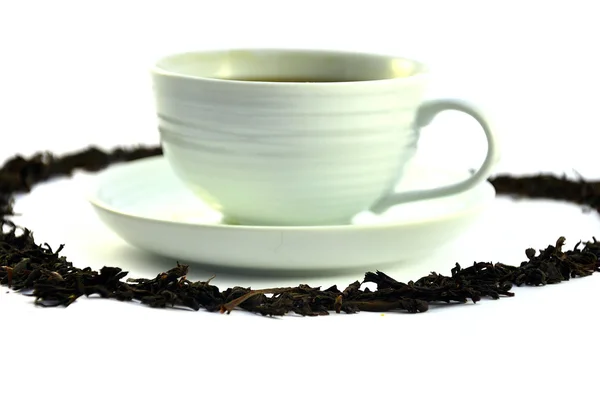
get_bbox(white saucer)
[88,157,495,271]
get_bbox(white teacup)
[151,49,499,226]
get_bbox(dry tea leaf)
[1,146,599,316]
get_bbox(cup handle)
[370,98,500,214]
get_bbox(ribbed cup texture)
[154,75,425,226]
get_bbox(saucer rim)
[87,157,496,232]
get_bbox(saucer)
[88,157,495,271]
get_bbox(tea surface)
[218,76,367,82]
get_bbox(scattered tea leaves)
[1,146,599,316]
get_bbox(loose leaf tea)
[1,146,600,316]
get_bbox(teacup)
[151,49,499,226]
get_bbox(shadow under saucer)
[105,241,458,293]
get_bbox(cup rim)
[150,48,428,86]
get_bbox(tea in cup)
[151,49,499,226]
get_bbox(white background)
[1,0,600,396]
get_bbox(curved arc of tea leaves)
[0,146,599,316]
